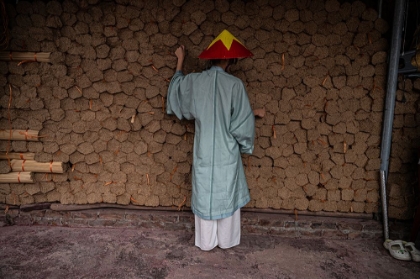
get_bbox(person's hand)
[254,108,265,118]
[175,45,185,61]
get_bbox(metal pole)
[379,0,406,240]
[377,0,383,18]
[380,170,389,240]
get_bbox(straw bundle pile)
[0,172,33,183]
[0,153,35,160]
[11,159,64,173]
[0,129,40,141]
[0,51,50,63]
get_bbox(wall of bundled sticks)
[0,0,419,219]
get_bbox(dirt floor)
[0,225,419,279]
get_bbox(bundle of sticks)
[0,51,50,63]
[10,159,64,173]
[0,152,35,160]
[0,129,40,141]
[0,172,33,183]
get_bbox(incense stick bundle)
[0,172,33,183]
[11,159,64,173]
[0,51,51,63]
[0,152,35,160]
[0,129,40,141]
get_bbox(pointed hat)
[198,30,253,59]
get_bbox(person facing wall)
[166,29,264,251]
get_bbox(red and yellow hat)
[198,30,253,59]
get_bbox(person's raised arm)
[175,45,185,72]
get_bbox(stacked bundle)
[0,129,64,183]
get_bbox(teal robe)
[166,66,255,220]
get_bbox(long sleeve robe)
[166,66,255,220]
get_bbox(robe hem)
[192,196,250,221]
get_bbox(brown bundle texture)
[0,129,40,141]
[0,51,50,63]
[0,172,33,183]
[0,153,35,160]
[11,159,64,173]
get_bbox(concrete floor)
[1,225,419,279]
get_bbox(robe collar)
[210,66,225,72]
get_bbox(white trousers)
[194,209,241,251]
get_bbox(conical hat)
[198,30,253,59]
